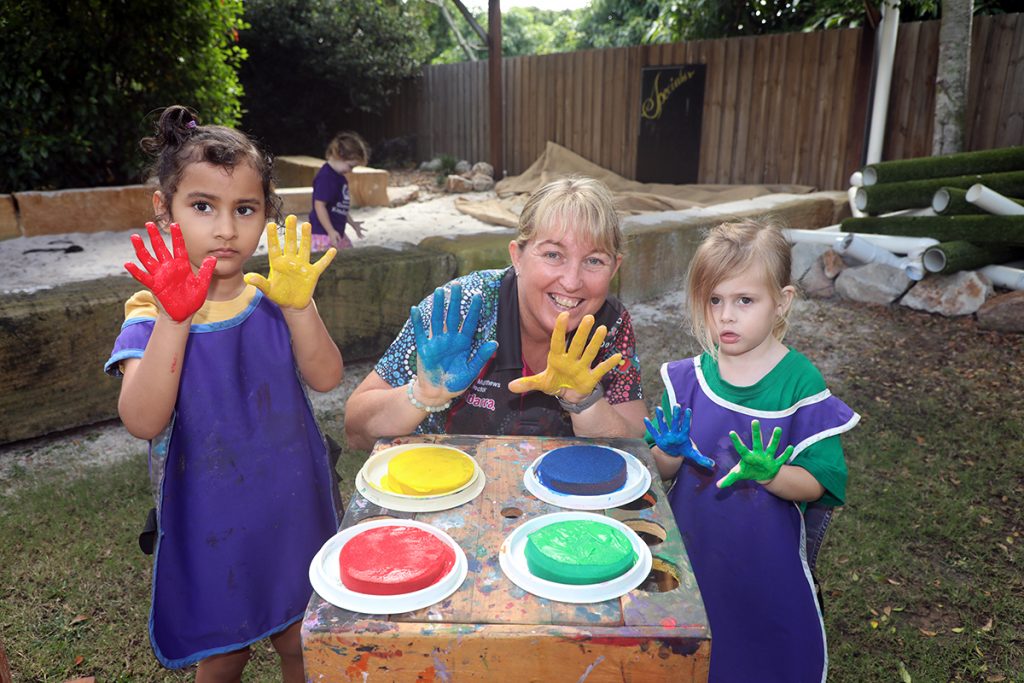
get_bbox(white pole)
[866,0,901,166]
[784,228,938,254]
[980,263,1024,290]
[965,184,1024,216]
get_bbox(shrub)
[0,0,247,193]
[238,0,432,157]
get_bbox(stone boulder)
[976,290,1024,333]
[471,162,495,178]
[790,242,831,282]
[834,262,913,305]
[470,174,495,192]
[901,271,992,316]
[446,174,474,193]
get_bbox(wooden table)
[302,434,710,682]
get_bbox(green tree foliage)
[239,0,432,156]
[576,0,663,48]
[428,6,582,63]
[0,0,246,193]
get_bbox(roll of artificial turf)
[855,171,1024,214]
[861,146,1024,185]
[921,240,1024,274]
[840,215,1024,246]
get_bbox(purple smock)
[662,355,859,683]
[106,288,339,668]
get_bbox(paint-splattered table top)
[302,434,710,682]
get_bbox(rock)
[420,158,443,172]
[821,249,847,279]
[471,161,494,178]
[0,194,18,239]
[975,290,1024,332]
[445,174,474,193]
[834,262,913,305]
[790,242,831,282]
[347,167,390,208]
[470,174,495,192]
[798,257,836,299]
[275,155,323,188]
[388,186,419,207]
[900,271,992,316]
[16,185,153,237]
[454,160,472,174]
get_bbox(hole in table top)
[501,507,523,518]
[616,489,657,510]
[622,519,667,546]
[636,557,680,593]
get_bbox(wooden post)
[488,0,504,179]
[932,0,974,155]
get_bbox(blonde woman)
[344,176,646,449]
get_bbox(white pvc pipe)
[966,184,1024,216]
[849,186,867,217]
[980,263,1024,290]
[834,234,925,280]
[785,228,938,254]
[932,188,954,213]
[866,0,901,167]
[850,171,864,187]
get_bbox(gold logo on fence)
[641,69,696,121]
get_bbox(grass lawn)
[2,298,1023,681]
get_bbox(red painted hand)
[124,222,215,322]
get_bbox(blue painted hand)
[411,284,499,395]
[644,405,715,469]
[717,419,793,489]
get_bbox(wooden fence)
[352,13,1023,191]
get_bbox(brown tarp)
[455,141,816,228]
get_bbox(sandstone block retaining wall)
[0,193,846,444]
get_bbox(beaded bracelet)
[406,375,454,413]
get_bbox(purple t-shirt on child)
[309,163,351,237]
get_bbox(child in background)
[310,131,370,252]
[645,221,859,683]
[106,105,343,681]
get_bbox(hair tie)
[186,120,197,129]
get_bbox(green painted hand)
[244,214,335,309]
[508,312,622,397]
[716,420,793,489]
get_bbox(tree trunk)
[932,0,973,155]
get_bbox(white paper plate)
[498,511,653,604]
[523,446,652,510]
[356,465,486,513]
[309,519,468,614]
[360,443,480,500]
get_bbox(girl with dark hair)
[105,105,342,681]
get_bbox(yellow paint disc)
[384,447,475,496]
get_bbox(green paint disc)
[524,520,637,585]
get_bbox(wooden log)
[861,145,1024,185]
[840,215,1024,246]
[921,240,1024,274]
[855,171,1024,214]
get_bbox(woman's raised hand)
[645,405,715,469]
[244,215,336,309]
[124,222,215,322]
[412,283,498,395]
[508,312,622,397]
[717,420,793,489]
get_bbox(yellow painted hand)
[508,312,622,396]
[244,215,336,309]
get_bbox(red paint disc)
[339,525,456,595]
